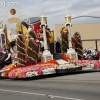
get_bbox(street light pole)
[40,15,51,55]
[64,15,75,53]
[64,15,78,60]
[40,15,53,62]
[40,15,48,51]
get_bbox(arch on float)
[0,8,30,53]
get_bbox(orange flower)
[62,54,73,62]
[37,60,59,65]
[4,66,19,78]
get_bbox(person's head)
[6,49,9,52]
[4,48,10,53]
[95,49,98,52]
[1,48,6,52]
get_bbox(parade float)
[0,9,98,79]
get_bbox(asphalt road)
[0,70,100,100]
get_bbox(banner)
[29,21,41,39]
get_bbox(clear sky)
[0,0,100,30]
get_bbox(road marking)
[45,78,100,82]
[0,88,84,100]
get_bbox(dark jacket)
[56,41,61,53]
[0,52,8,61]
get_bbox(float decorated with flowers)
[0,10,99,79]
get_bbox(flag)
[29,21,41,39]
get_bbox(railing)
[82,39,100,50]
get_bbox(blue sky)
[0,0,100,30]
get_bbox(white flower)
[26,71,38,77]
[0,70,5,73]
[27,28,32,33]
[57,64,70,69]
[1,72,5,77]
[86,63,94,68]
[42,68,55,74]
[90,64,94,68]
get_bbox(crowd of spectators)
[83,49,100,60]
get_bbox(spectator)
[49,31,54,54]
[40,41,44,53]
[92,49,99,60]
[94,49,99,60]
[49,43,54,54]
[55,37,61,53]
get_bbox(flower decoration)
[60,27,69,52]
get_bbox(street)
[0,70,100,100]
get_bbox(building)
[54,23,100,50]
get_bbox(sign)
[8,18,20,23]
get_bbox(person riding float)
[0,48,12,69]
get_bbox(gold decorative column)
[64,15,78,60]
[40,15,53,62]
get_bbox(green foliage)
[27,49,38,60]
[28,59,34,65]
[27,38,39,65]
[17,54,25,60]
[16,34,26,65]
[28,42,38,52]
[29,31,36,40]
[17,47,23,53]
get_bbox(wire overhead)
[72,16,100,19]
